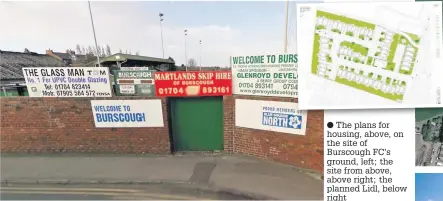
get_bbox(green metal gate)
[170,96,224,151]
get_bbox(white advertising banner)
[22,67,112,97]
[91,99,164,128]
[231,53,298,98]
[121,67,151,71]
[235,99,307,135]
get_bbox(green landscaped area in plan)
[385,34,400,71]
[399,35,419,75]
[340,41,369,56]
[335,77,404,101]
[385,33,420,73]
[366,56,374,65]
[332,29,341,34]
[406,32,420,44]
[312,33,320,74]
[316,10,376,30]
[316,25,326,30]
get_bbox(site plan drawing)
[296,1,443,110]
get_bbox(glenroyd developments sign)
[114,70,155,96]
[22,67,112,97]
[231,53,298,98]
[154,71,232,97]
[91,99,164,128]
[235,99,307,135]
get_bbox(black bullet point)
[327,122,334,128]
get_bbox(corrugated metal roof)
[89,53,175,65]
[0,51,65,80]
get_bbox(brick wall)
[1,95,323,172]
[0,97,170,154]
[223,96,235,152]
[223,95,324,172]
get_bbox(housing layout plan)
[313,10,419,101]
[296,1,443,109]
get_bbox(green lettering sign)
[113,70,156,97]
[273,73,296,79]
[278,54,298,63]
[231,52,298,98]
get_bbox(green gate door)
[170,96,224,151]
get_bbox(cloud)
[0,1,282,66]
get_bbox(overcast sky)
[0,1,305,67]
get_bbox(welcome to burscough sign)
[91,99,164,128]
[231,53,298,98]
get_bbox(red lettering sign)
[154,71,232,97]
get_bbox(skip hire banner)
[91,100,164,128]
[235,99,307,135]
[22,67,112,97]
[154,71,232,97]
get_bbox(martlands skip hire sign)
[231,53,298,98]
[154,71,232,97]
[22,67,112,97]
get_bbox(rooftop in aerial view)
[415,108,443,167]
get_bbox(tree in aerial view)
[439,117,443,143]
[421,120,430,140]
[420,124,426,136]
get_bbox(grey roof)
[0,50,65,80]
[71,54,88,66]
[175,66,229,71]
[52,52,88,65]
[53,52,71,60]
[88,53,175,65]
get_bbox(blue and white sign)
[262,112,302,129]
[91,100,164,128]
[235,99,307,135]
